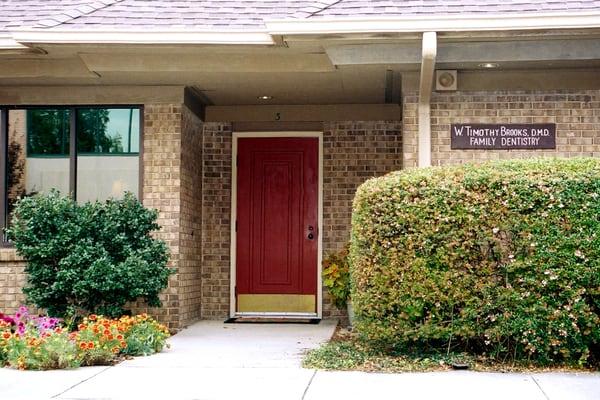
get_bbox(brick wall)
[178,106,204,326]
[200,122,233,318]
[403,90,600,167]
[0,249,26,314]
[136,103,183,329]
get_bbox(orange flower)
[103,329,111,336]
[87,341,95,349]
[119,340,127,348]
[79,342,87,349]
[112,347,119,354]
[116,334,123,340]
[54,327,63,334]
[89,314,97,321]
[2,331,11,339]
[107,334,114,340]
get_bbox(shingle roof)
[308,0,600,19]
[1,0,600,32]
[46,0,318,30]
[0,0,118,31]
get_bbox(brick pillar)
[140,104,183,330]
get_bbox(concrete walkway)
[0,320,599,400]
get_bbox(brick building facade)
[2,88,599,330]
[1,1,600,330]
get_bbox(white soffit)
[266,11,600,35]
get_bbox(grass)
[302,327,599,373]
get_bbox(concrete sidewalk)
[1,320,598,400]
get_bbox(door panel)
[236,137,318,313]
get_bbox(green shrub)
[351,158,600,366]
[7,191,172,318]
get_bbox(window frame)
[1,104,144,246]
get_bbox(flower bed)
[0,306,170,370]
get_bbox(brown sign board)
[451,124,556,150]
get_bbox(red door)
[236,137,318,313]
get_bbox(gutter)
[265,11,600,35]
[10,30,275,45]
[418,32,437,168]
[0,34,29,50]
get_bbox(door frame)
[230,131,323,319]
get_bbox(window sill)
[0,246,23,262]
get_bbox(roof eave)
[6,11,600,47]
[10,29,275,45]
[265,11,600,35]
[0,34,30,51]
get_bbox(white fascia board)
[10,29,275,45]
[0,34,29,50]
[266,11,600,35]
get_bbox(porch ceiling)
[1,33,600,105]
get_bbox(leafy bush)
[322,245,351,309]
[7,191,172,318]
[120,314,170,356]
[351,158,600,366]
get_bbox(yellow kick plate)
[237,294,315,313]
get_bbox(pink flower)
[0,313,14,325]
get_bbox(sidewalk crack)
[531,375,551,400]
[301,370,317,400]
[51,366,112,399]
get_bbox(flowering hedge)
[351,158,600,365]
[0,307,170,370]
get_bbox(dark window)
[76,108,140,155]
[1,106,142,244]
[27,109,70,156]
